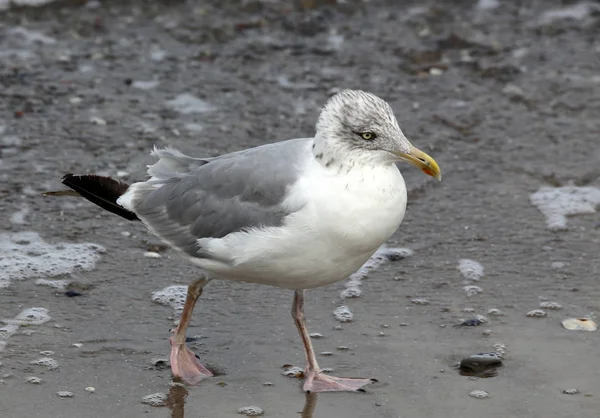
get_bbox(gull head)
[315,89,441,180]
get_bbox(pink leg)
[169,276,213,385]
[291,290,376,393]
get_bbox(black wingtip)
[60,174,139,221]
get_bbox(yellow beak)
[395,145,442,181]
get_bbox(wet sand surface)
[1,1,599,417]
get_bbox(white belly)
[195,162,408,289]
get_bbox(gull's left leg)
[169,275,213,385]
[291,289,377,393]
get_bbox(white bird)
[51,90,441,393]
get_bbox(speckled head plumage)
[314,89,441,180]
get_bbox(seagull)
[49,90,441,393]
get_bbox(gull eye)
[360,132,376,140]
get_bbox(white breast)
[197,155,408,290]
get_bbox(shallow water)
[1,1,600,417]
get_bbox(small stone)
[456,318,484,327]
[72,343,83,348]
[39,350,54,356]
[144,251,161,259]
[263,382,273,386]
[469,390,490,399]
[121,231,131,237]
[460,353,503,377]
[333,325,343,330]
[57,391,74,398]
[429,68,443,76]
[151,357,169,369]
[562,318,597,331]
[400,322,409,327]
[320,351,333,356]
[337,346,349,351]
[378,332,386,337]
[411,298,429,305]
[309,333,323,339]
[85,386,95,393]
[26,376,42,384]
[463,308,476,313]
[539,301,562,310]
[381,324,390,328]
[482,329,492,336]
[526,309,547,318]
[237,405,264,416]
[563,388,579,395]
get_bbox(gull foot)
[303,371,377,393]
[169,336,213,385]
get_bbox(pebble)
[487,308,504,316]
[482,329,492,336]
[562,318,597,331]
[39,350,54,356]
[526,309,547,318]
[57,391,74,398]
[26,376,42,384]
[85,386,95,393]
[459,353,502,377]
[237,406,264,416]
[144,251,161,259]
[309,333,323,339]
[469,390,490,399]
[263,382,273,386]
[72,343,83,348]
[320,351,333,356]
[463,308,475,313]
[456,318,484,327]
[562,388,579,395]
[337,346,349,351]
[539,301,562,310]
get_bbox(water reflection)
[300,393,318,417]
[165,382,319,418]
[166,379,188,418]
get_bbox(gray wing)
[127,138,311,259]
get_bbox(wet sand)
[1,1,599,417]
